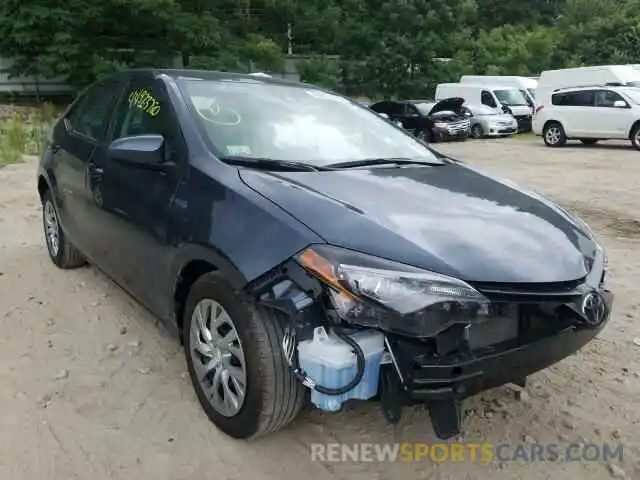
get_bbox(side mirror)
[613,100,628,108]
[108,134,165,166]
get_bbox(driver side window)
[594,89,627,108]
[481,90,497,108]
[111,80,184,161]
[405,105,419,117]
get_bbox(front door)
[593,89,634,138]
[402,104,423,135]
[93,77,187,318]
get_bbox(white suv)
[532,85,640,149]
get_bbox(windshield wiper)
[326,157,444,169]
[220,156,330,172]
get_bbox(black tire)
[417,129,432,143]
[41,190,86,269]
[542,122,567,147]
[630,124,640,150]
[470,124,484,139]
[579,139,598,145]
[183,273,306,439]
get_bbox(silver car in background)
[464,104,518,138]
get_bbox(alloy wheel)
[189,299,247,417]
[545,126,561,145]
[44,200,60,257]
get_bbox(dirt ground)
[0,137,639,480]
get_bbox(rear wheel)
[183,273,306,439]
[579,139,599,145]
[543,122,566,147]
[41,190,86,269]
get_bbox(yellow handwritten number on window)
[128,89,161,117]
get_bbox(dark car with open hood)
[370,98,471,142]
[37,69,613,440]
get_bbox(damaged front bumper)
[383,288,613,438]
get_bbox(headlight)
[296,245,489,337]
[433,122,448,129]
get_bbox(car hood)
[239,163,597,283]
[505,105,532,116]
[430,97,465,115]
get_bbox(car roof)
[103,68,308,89]
[372,99,434,105]
[552,84,640,93]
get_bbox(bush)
[0,103,59,166]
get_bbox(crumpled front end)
[246,240,612,439]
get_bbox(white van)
[460,75,537,106]
[435,83,532,131]
[536,65,640,105]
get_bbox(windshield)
[179,79,439,165]
[468,104,497,115]
[620,88,640,104]
[493,89,528,106]
[414,103,434,115]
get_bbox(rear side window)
[551,90,594,107]
[67,81,123,142]
[378,102,405,116]
[370,102,391,114]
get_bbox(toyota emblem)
[581,292,607,326]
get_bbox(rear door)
[552,90,595,137]
[50,79,124,260]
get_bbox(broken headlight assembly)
[295,245,490,338]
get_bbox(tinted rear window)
[552,90,594,106]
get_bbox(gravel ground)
[0,137,639,480]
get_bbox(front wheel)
[543,122,567,147]
[470,124,484,139]
[184,273,306,439]
[417,129,432,143]
[631,124,640,150]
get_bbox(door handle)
[88,162,103,175]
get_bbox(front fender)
[169,243,248,291]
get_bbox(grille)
[447,119,470,134]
